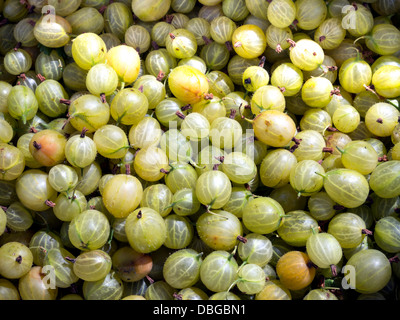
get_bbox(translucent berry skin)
[231,24,267,60]
[29,129,67,167]
[252,110,297,148]
[168,65,209,105]
[276,251,316,291]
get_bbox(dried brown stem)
[59,99,71,105]
[362,229,373,236]
[258,56,266,68]
[331,264,338,277]
[32,141,41,150]
[289,144,299,153]
[80,127,89,138]
[173,293,183,300]
[181,104,192,111]
[330,88,341,96]
[45,200,56,208]
[292,137,302,145]
[204,93,214,100]
[202,36,213,45]
[65,256,76,263]
[176,111,186,119]
[286,38,296,49]
[326,126,338,132]
[156,70,165,81]
[125,164,131,175]
[378,155,388,162]
[146,275,155,284]
[333,204,345,211]
[36,74,46,82]
[151,41,159,50]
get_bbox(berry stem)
[15,255,22,264]
[289,144,299,153]
[45,200,56,208]
[156,70,165,81]
[202,36,213,45]
[32,141,41,150]
[336,146,344,154]
[14,42,22,51]
[80,127,89,138]
[203,93,214,100]
[333,204,346,211]
[146,275,155,284]
[258,56,266,68]
[292,136,302,145]
[18,73,27,81]
[326,126,338,132]
[160,168,170,174]
[212,163,220,170]
[98,5,108,14]
[330,88,341,96]
[323,147,334,153]
[175,110,186,120]
[181,104,191,111]
[286,38,296,49]
[362,229,373,236]
[0,18,8,27]
[151,41,159,50]
[307,261,319,269]
[59,99,71,105]
[315,171,327,179]
[36,74,46,82]
[228,246,237,261]
[165,15,174,24]
[173,293,183,300]
[225,41,233,51]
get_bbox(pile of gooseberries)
[0,0,400,302]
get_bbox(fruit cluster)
[0,0,400,301]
